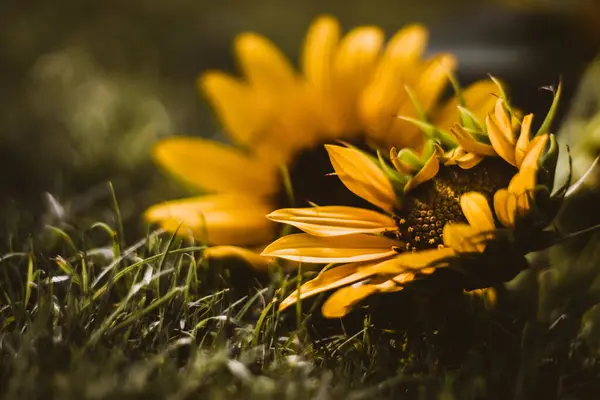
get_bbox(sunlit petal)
[493,189,514,228]
[279,262,379,311]
[152,137,277,196]
[360,247,456,274]
[261,233,399,263]
[486,115,516,166]
[460,192,496,232]
[404,148,440,192]
[449,126,496,156]
[267,206,396,236]
[205,245,275,270]
[442,223,486,253]
[144,195,274,246]
[325,145,397,212]
[515,114,533,167]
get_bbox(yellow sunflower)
[143,15,497,262]
[262,82,564,318]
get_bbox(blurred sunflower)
[262,82,566,318]
[143,15,498,262]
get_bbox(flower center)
[390,158,517,251]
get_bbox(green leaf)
[536,79,563,136]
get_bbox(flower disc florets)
[390,159,516,250]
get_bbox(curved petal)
[517,134,549,190]
[493,188,514,228]
[330,26,384,134]
[404,149,440,192]
[360,247,456,274]
[205,245,274,270]
[235,32,297,94]
[153,137,278,196]
[460,192,496,232]
[261,233,399,263]
[433,79,497,132]
[321,280,399,318]
[302,15,340,133]
[493,99,514,141]
[449,126,496,156]
[486,115,517,166]
[455,151,484,169]
[442,223,486,253]
[515,114,533,168]
[144,194,274,246]
[360,24,428,142]
[199,72,262,146]
[387,54,456,150]
[267,206,396,236]
[278,262,375,312]
[325,145,397,212]
[507,134,549,216]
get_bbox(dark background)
[0,0,599,238]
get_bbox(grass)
[1,185,600,399]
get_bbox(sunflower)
[262,82,564,318]
[143,15,497,263]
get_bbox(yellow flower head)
[263,80,565,318]
[144,15,497,261]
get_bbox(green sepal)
[404,85,429,123]
[536,79,562,137]
[395,147,424,171]
[461,126,492,145]
[447,71,466,108]
[421,139,436,160]
[375,150,410,186]
[396,116,456,149]
[457,105,485,133]
[537,134,560,189]
[489,75,510,105]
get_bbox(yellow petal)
[404,148,440,192]
[493,189,514,228]
[515,114,533,168]
[387,54,456,150]
[199,72,262,146]
[433,79,497,132]
[322,281,396,318]
[360,247,456,274]
[302,15,340,133]
[460,192,496,232]
[449,126,496,156]
[330,26,384,134]
[442,223,486,253]
[205,245,274,270]
[152,137,278,196]
[267,206,396,236]
[486,115,517,166]
[507,134,549,216]
[392,271,417,285]
[455,151,484,169]
[509,134,549,195]
[144,194,274,246]
[325,145,397,212]
[235,32,296,93]
[390,147,415,174]
[493,99,514,141]
[506,173,531,219]
[410,54,457,113]
[261,233,399,263]
[278,262,375,312]
[359,24,428,142]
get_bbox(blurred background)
[1,0,599,240]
